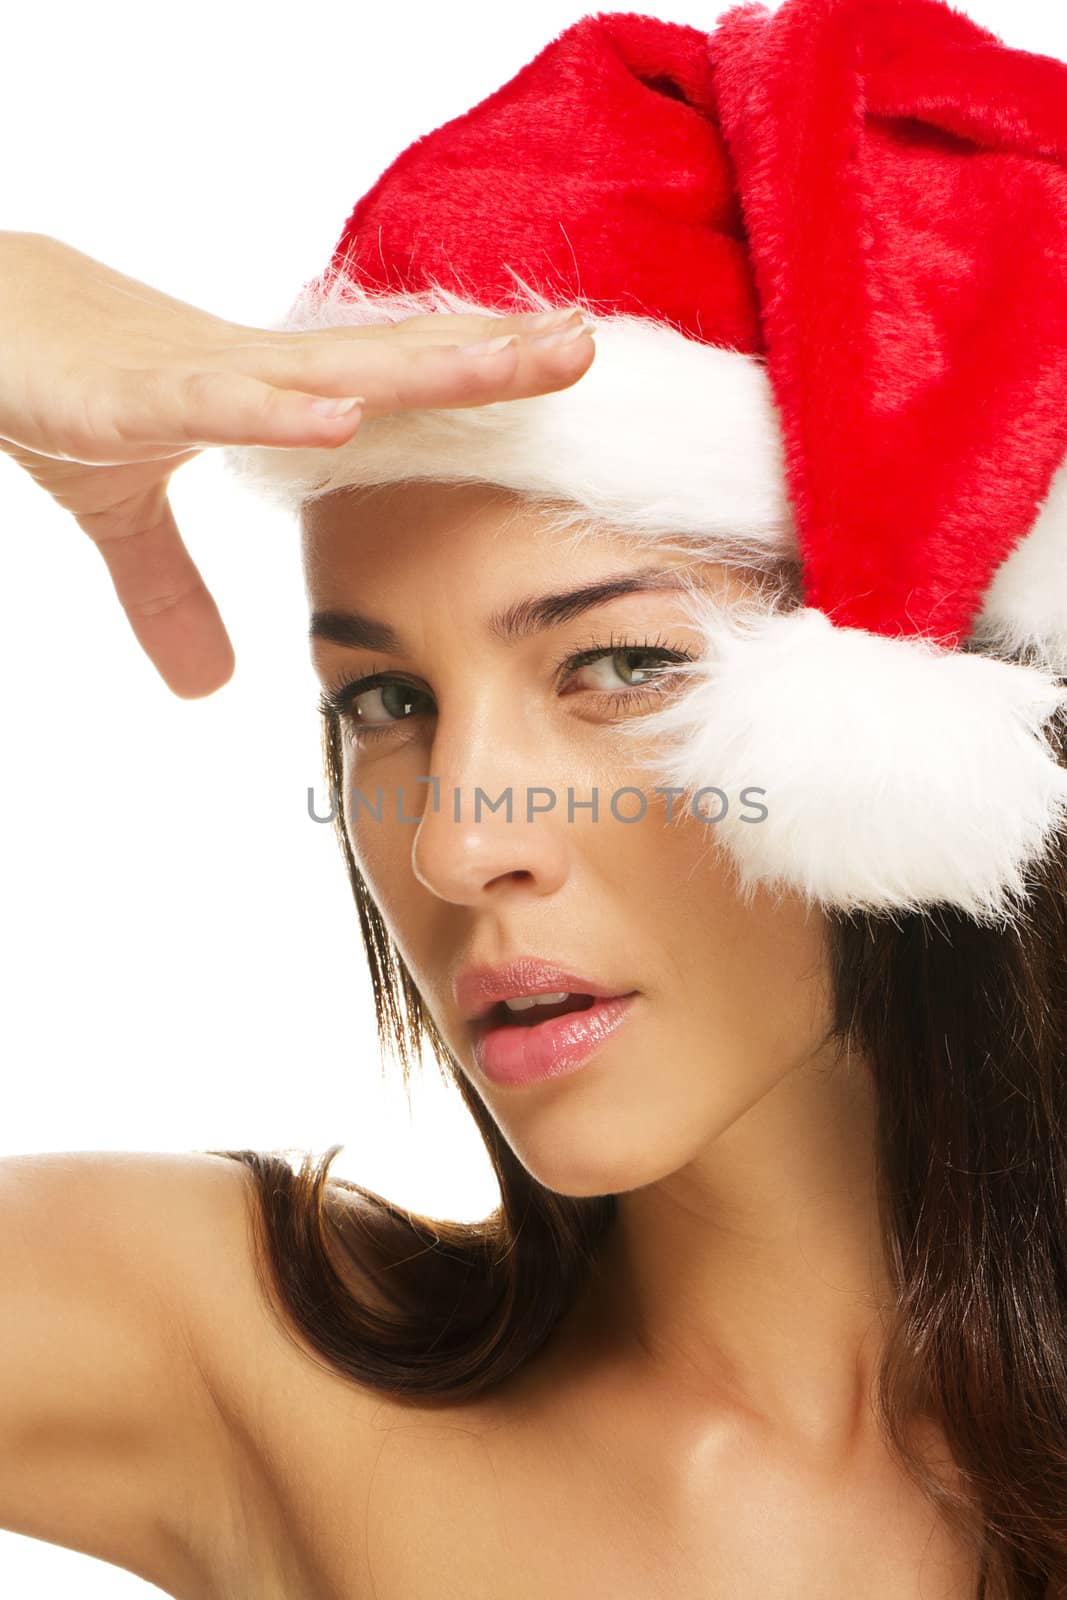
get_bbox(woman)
[3,3,1067,1599]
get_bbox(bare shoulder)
[0,1149,305,1596]
[159,1151,407,1597]
[0,1148,397,1600]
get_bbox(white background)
[1,0,1063,1590]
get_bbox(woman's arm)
[0,1150,256,1590]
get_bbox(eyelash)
[317,630,696,743]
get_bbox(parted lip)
[455,958,638,1026]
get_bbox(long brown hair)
[208,649,1067,1599]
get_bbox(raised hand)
[0,231,593,696]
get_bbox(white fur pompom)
[616,592,1067,926]
[970,454,1067,675]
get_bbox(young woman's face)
[303,480,836,1197]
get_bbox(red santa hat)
[222,0,1067,928]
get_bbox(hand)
[0,231,594,697]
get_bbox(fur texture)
[222,0,1067,663]
[614,584,1067,927]
[710,0,1067,646]
[221,276,795,567]
[220,1,1067,921]
[970,455,1067,673]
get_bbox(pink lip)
[454,957,635,1023]
[472,993,639,1087]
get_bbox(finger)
[428,325,597,412]
[101,323,594,456]
[218,305,585,354]
[80,488,235,699]
[98,367,370,455]
[230,322,597,425]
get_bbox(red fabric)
[326,13,761,352]
[712,0,1067,640]
[319,0,1067,646]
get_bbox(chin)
[497,1099,716,1199]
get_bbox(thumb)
[80,486,235,699]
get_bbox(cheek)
[588,815,834,1133]
[666,861,835,1092]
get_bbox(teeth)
[503,991,571,1012]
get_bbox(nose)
[410,721,571,906]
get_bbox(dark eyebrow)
[309,566,689,653]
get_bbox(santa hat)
[222,0,1067,928]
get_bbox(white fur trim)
[220,273,796,567]
[969,453,1067,674]
[221,273,1067,668]
[615,590,1067,925]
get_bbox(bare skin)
[181,474,977,1600]
[0,229,594,695]
[0,239,979,1596]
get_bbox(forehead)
[300,478,734,597]
[302,479,644,552]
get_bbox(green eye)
[318,631,695,743]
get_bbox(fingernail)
[310,395,365,417]
[523,307,583,330]
[530,320,595,346]
[459,333,519,356]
